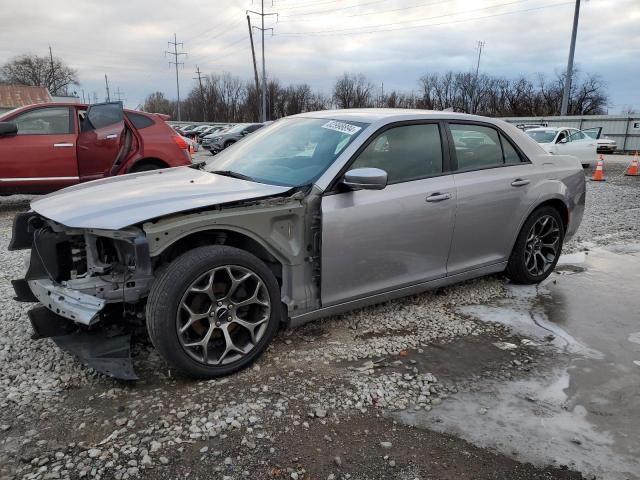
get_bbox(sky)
[0,0,638,113]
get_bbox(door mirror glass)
[558,137,568,144]
[0,122,18,136]
[342,168,387,190]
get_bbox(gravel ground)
[1,158,638,480]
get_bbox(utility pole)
[380,82,384,107]
[193,65,206,121]
[104,74,111,102]
[472,40,485,114]
[48,45,57,95]
[247,15,261,119]
[474,40,485,80]
[81,89,86,104]
[114,87,126,103]
[561,0,581,116]
[247,2,277,122]
[165,33,187,121]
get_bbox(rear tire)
[146,246,282,379]
[506,206,565,284]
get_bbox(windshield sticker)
[321,120,362,136]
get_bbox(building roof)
[0,85,52,110]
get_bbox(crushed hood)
[31,166,292,230]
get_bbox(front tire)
[506,206,565,284]
[146,246,282,378]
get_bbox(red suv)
[0,102,192,195]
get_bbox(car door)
[447,122,541,275]
[556,129,597,164]
[0,106,78,193]
[76,102,125,182]
[321,122,456,307]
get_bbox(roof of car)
[292,108,493,123]
[526,126,578,132]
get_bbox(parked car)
[581,129,616,153]
[204,123,264,154]
[182,135,200,153]
[201,125,234,149]
[10,109,585,379]
[0,102,192,195]
[525,126,600,167]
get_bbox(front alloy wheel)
[146,246,282,378]
[177,265,270,366]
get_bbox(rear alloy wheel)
[506,206,564,284]
[146,246,281,378]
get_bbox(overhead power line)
[278,0,391,17]
[278,0,451,21]
[275,1,573,36]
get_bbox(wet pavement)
[396,245,640,480]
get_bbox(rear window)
[126,112,155,129]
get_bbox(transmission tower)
[165,34,187,121]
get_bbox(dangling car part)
[10,110,585,380]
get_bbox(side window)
[557,130,568,143]
[13,107,72,135]
[500,134,523,164]
[568,130,587,142]
[83,103,123,131]
[450,124,502,170]
[350,123,443,184]
[126,112,155,129]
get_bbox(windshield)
[526,130,557,143]
[205,117,369,187]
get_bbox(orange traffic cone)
[625,152,639,177]
[591,156,606,182]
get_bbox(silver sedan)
[12,109,585,379]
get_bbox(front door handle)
[106,133,119,139]
[511,178,530,187]
[53,143,74,148]
[426,192,452,202]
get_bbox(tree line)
[0,53,608,119]
[144,69,608,122]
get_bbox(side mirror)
[0,122,18,136]
[342,168,388,190]
[557,138,568,144]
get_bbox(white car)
[526,127,600,167]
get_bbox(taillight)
[173,135,188,149]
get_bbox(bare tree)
[0,53,79,96]
[332,73,374,108]
[142,91,174,115]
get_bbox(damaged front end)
[10,212,154,380]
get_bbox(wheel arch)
[508,194,570,256]
[156,227,285,287]
[128,158,169,172]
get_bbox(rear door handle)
[426,192,452,202]
[106,134,119,139]
[511,178,530,187]
[53,143,74,147]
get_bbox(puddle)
[394,247,640,480]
